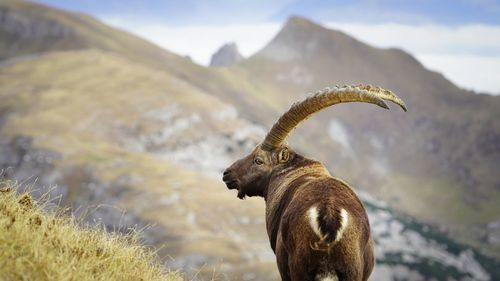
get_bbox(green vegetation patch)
[364,200,500,280]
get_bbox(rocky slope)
[0,1,499,280]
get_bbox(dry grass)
[0,180,182,281]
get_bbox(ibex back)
[223,85,407,281]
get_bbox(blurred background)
[1,0,499,280]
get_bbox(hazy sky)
[35,0,500,94]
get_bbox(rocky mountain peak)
[257,15,361,62]
[209,42,243,67]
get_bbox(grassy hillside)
[0,180,181,281]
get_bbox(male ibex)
[222,85,407,281]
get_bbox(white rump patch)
[308,207,350,242]
[316,272,339,281]
[307,206,323,239]
[335,208,349,242]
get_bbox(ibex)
[222,85,406,281]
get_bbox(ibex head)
[222,84,407,199]
[222,143,293,199]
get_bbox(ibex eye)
[254,158,264,165]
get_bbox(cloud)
[103,17,500,95]
[325,22,500,56]
[416,54,500,94]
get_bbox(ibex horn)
[261,84,407,151]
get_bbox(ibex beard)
[223,85,407,281]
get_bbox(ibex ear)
[277,147,289,163]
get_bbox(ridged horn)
[261,84,407,151]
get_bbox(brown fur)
[223,145,374,281]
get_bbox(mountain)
[210,42,244,67]
[0,1,499,280]
[224,16,500,257]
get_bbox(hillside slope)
[0,0,182,66]
[0,181,181,281]
[0,0,279,123]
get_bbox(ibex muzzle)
[223,85,407,281]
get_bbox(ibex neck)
[265,157,329,202]
[264,156,330,251]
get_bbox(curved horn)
[261,84,407,151]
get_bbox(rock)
[0,136,62,192]
[0,7,74,40]
[209,42,243,67]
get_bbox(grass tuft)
[0,180,182,281]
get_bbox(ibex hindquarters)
[277,178,374,281]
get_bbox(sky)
[35,0,500,95]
